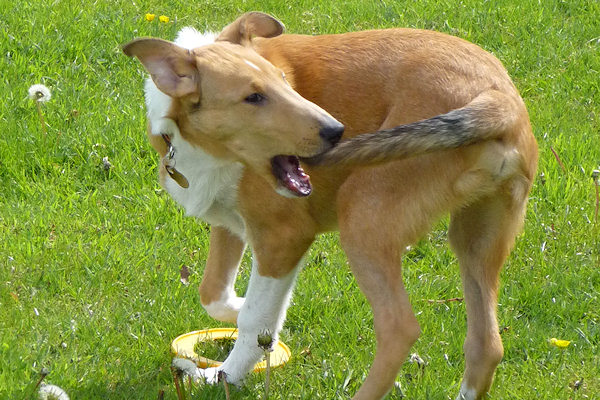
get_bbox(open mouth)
[271,155,312,197]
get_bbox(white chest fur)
[144,28,246,238]
[163,135,245,237]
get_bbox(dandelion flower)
[102,156,113,171]
[257,331,274,350]
[145,13,155,21]
[38,383,69,400]
[28,84,51,102]
[549,338,571,348]
[159,15,170,23]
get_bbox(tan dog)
[123,12,537,400]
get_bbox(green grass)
[1,0,599,398]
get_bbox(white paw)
[203,296,245,323]
[455,383,477,400]
[198,367,245,387]
[198,367,220,385]
[229,296,245,312]
[172,358,204,383]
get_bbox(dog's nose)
[319,121,344,146]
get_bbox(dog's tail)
[304,89,523,166]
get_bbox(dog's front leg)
[199,226,246,323]
[199,255,302,385]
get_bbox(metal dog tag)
[164,159,189,188]
[162,134,189,189]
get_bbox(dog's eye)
[244,93,266,105]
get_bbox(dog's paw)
[172,358,204,383]
[203,296,245,323]
[198,367,244,387]
[455,384,477,400]
[228,296,245,313]
[198,367,220,385]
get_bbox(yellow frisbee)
[171,328,291,372]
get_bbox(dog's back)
[256,29,520,132]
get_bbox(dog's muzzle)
[319,121,345,146]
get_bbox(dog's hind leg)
[336,156,469,400]
[449,186,529,400]
[338,185,428,400]
[340,232,420,400]
[199,226,246,323]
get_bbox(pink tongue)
[271,155,312,197]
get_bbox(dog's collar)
[161,134,189,189]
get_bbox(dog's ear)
[123,38,200,100]
[216,12,284,45]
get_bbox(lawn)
[1,0,599,399]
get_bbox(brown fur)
[124,12,538,400]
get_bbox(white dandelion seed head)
[38,383,69,400]
[28,84,52,102]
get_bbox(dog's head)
[123,12,343,197]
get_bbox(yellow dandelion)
[145,13,155,21]
[159,15,170,23]
[549,338,571,348]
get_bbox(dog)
[123,11,538,400]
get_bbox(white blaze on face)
[244,59,262,71]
